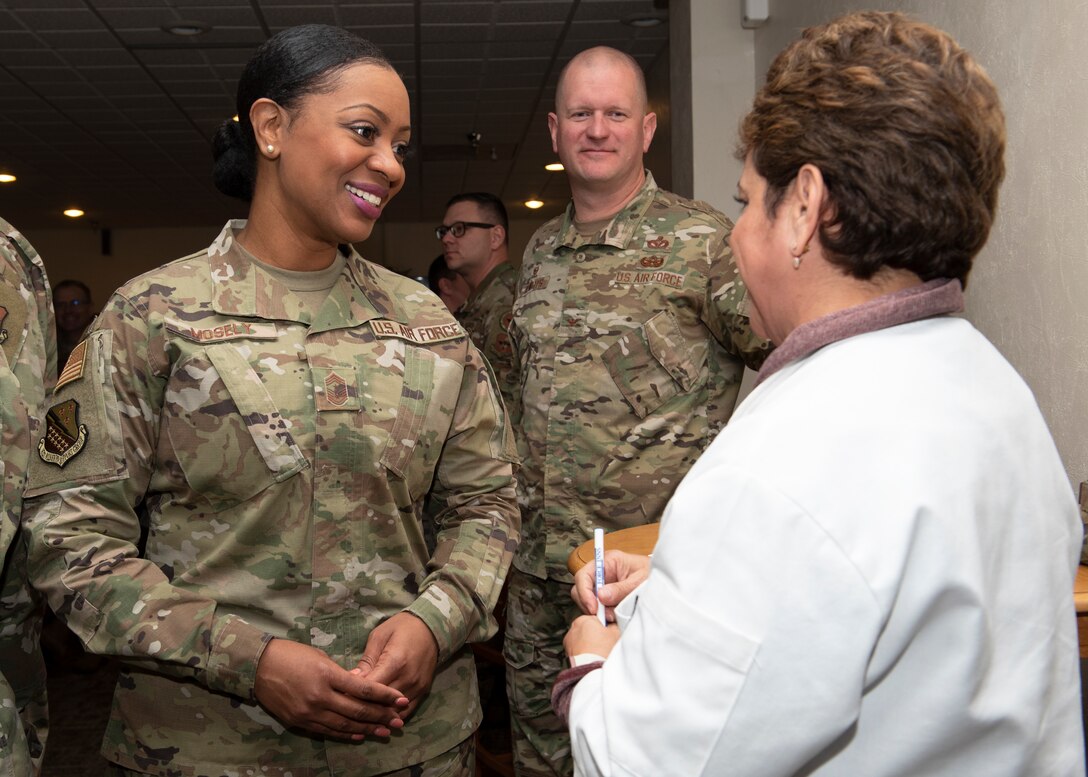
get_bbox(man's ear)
[641,111,657,153]
[490,225,506,250]
[547,112,559,154]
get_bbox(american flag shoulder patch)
[56,339,88,390]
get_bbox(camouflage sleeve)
[0,221,53,773]
[0,533,47,767]
[482,303,520,422]
[703,220,772,370]
[23,292,272,701]
[407,342,519,662]
[501,308,522,431]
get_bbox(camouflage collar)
[556,170,659,251]
[463,261,515,308]
[206,221,411,329]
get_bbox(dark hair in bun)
[212,24,393,202]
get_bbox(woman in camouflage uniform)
[23,25,518,777]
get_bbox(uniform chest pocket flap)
[165,342,308,512]
[378,345,436,490]
[602,310,705,419]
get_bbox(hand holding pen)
[594,528,607,626]
[571,547,653,622]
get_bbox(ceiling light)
[544,162,564,172]
[0,174,15,184]
[524,199,544,210]
[622,13,666,27]
[63,208,85,218]
[232,115,239,122]
[162,20,211,36]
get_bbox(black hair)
[445,192,509,245]
[428,253,458,292]
[212,24,392,201]
[53,279,92,302]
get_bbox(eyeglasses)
[55,300,89,309]
[435,221,495,239]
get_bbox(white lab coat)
[569,316,1084,777]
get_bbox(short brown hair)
[737,11,1005,285]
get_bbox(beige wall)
[688,0,757,211]
[745,0,1088,489]
[679,0,763,396]
[20,218,546,310]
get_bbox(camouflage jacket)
[23,222,519,776]
[510,173,769,581]
[456,261,519,420]
[0,217,54,776]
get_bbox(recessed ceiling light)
[524,199,544,209]
[63,208,85,218]
[544,162,564,172]
[622,13,666,27]
[162,20,211,36]
[0,174,15,183]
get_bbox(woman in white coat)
[557,11,1085,777]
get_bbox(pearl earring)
[792,255,802,270]
[266,145,274,153]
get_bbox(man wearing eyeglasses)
[504,47,770,777]
[52,279,95,371]
[437,192,519,417]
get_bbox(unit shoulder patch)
[38,398,88,467]
[0,280,26,361]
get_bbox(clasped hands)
[564,550,651,661]
[253,611,438,741]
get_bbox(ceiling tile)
[0,0,672,229]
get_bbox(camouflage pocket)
[378,345,440,501]
[164,343,307,512]
[602,310,703,418]
[502,636,553,717]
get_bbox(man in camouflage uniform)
[503,47,769,776]
[22,221,520,776]
[437,192,519,417]
[0,217,55,775]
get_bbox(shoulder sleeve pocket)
[26,330,127,496]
